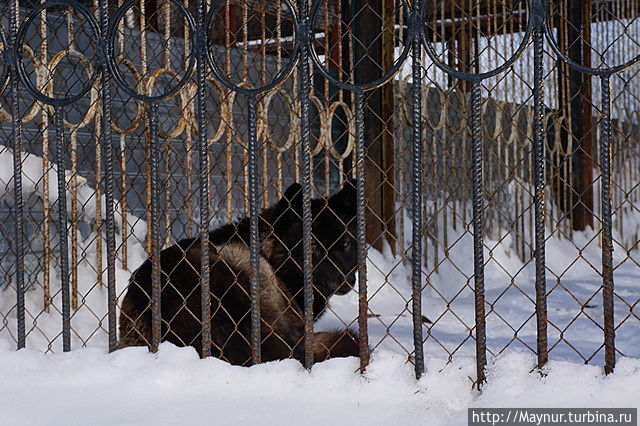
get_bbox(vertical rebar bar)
[9,0,25,349]
[43,118,51,313]
[195,0,212,358]
[70,131,78,310]
[470,80,486,386]
[532,4,548,369]
[94,114,104,289]
[247,93,261,364]
[149,101,162,352]
[98,0,118,352]
[410,8,424,379]
[54,107,72,352]
[40,0,51,316]
[354,88,369,373]
[298,2,315,370]
[600,74,615,375]
[120,134,128,271]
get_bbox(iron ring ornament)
[205,0,299,95]
[309,0,412,91]
[0,26,9,94]
[107,0,196,102]
[7,0,639,116]
[420,0,535,82]
[15,0,101,107]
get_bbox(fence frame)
[2,0,639,381]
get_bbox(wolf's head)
[269,180,357,300]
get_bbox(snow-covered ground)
[319,208,640,364]
[1,147,639,424]
[0,341,638,426]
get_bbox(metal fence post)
[532,0,548,370]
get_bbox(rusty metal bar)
[70,131,79,310]
[9,0,26,349]
[39,0,52,316]
[298,0,315,370]
[119,134,128,271]
[95,113,104,289]
[247,93,261,364]
[98,0,119,352]
[600,74,615,374]
[409,2,424,378]
[54,106,72,352]
[354,88,370,373]
[532,0,548,369]
[195,0,212,358]
[470,81,486,386]
[149,101,162,352]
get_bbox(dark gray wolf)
[118,181,361,365]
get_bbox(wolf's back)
[117,238,306,364]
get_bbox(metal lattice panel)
[0,0,638,383]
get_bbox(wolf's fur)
[118,181,361,365]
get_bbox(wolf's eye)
[342,240,352,249]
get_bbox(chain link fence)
[0,0,638,381]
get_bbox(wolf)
[118,181,362,365]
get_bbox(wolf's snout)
[346,271,356,287]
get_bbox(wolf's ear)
[275,182,303,221]
[328,179,356,218]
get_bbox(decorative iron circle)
[15,0,101,107]
[326,100,355,159]
[543,18,640,76]
[308,95,325,156]
[188,76,227,143]
[0,26,9,94]
[107,0,196,102]
[109,58,144,134]
[309,0,411,91]
[261,88,299,152]
[205,0,299,95]
[482,98,502,141]
[420,0,534,82]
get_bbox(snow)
[0,341,638,426]
[319,207,640,363]
[0,147,147,234]
[394,20,640,115]
[0,146,85,203]
[0,146,147,351]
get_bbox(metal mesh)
[0,0,638,381]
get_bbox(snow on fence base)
[0,341,639,426]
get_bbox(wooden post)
[557,0,594,230]
[353,0,396,252]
